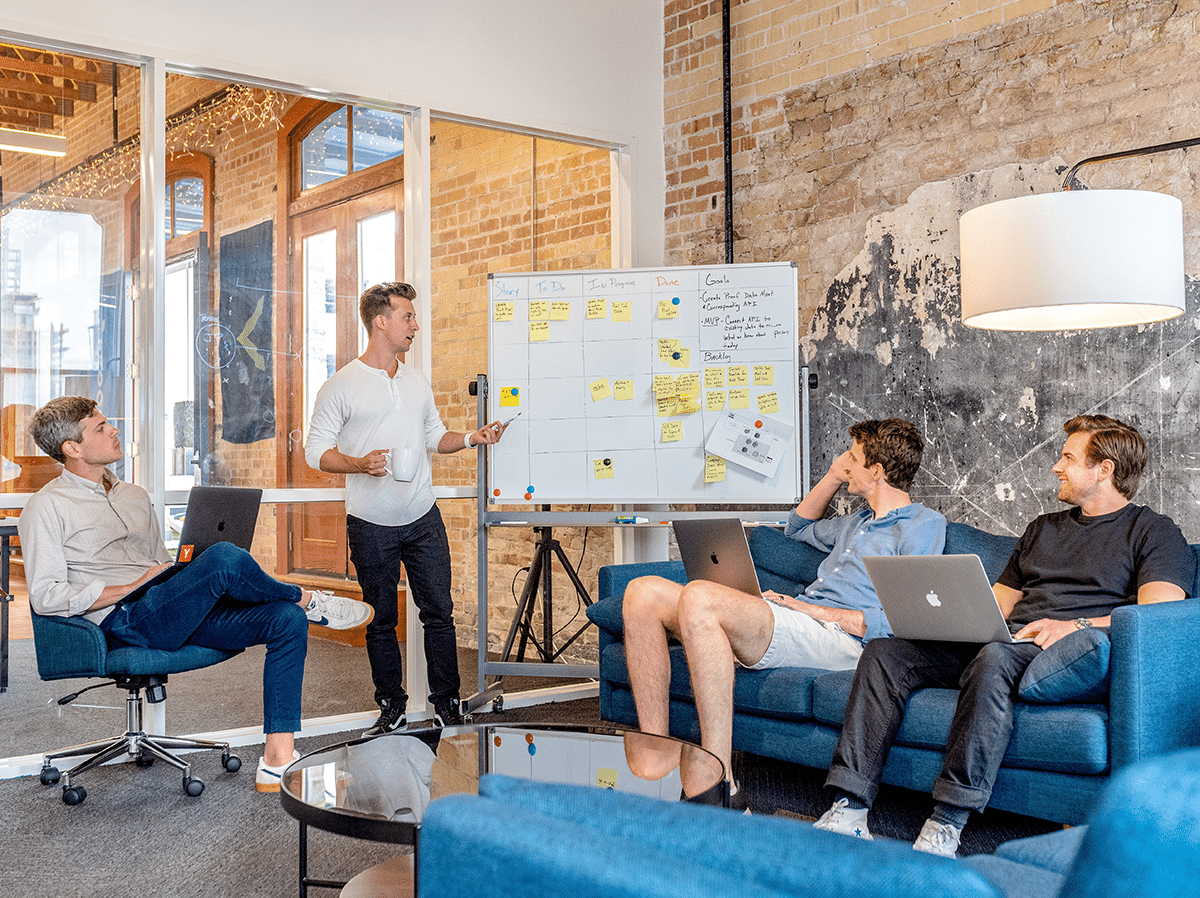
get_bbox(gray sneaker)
[813,797,873,840]
[305,591,374,630]
[913,819,962,857]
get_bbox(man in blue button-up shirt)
[623,419,945,804]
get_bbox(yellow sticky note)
[661,420,682,443]
[500,386,520,407]
[589,378,612,402]
[727,365,748,387]
[653,374,677,397]
[612,301,632,322]
[704,367,726,389]
[613,379,634,400]
[596,768,618,790]
[658,338,681,362]
[754,365,774,386]
[550,300,571,321]
[587,297,607,319]
[593,458,615,480]
[494,301,514,322]
[757,391,780,414]
[656,395,678,417]
[705,455,727,483]
[530,320,550,342]
[530,300,550,320]
[677,395,701,415]
[706,390,726,412]
[729,388,750,409]
[669,347,691,369]
[657,299,679,319]
[676,372,701,397]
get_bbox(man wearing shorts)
[622,418,946,805]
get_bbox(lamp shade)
[959,189,1185,330]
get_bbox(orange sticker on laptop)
[179,545,194,562]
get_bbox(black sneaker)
[363,699,407,737]
[433,699,464,727]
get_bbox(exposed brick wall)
[664,0,1200,320]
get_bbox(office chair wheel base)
[184,776,205,797]
[135,755,155,768]
[222,753,242,773]
[40,767,61,786]
[62,785,87,805]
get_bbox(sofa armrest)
[596,560,686,603]
[1109,599,1200,768]
[418,776,1001,898]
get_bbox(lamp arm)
[1063,136,1200,190]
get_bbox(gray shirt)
[18,468,170,624]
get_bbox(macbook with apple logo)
[672,518,763,598]
[862,555,1034,644]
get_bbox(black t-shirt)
[997,504,1195,627]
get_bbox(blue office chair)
[31,609,244,805]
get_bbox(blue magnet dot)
[672,297,680,305]
[527,485,535,493]
[528,744,537,756]
[512,387,518,395]
[672,351,680,359]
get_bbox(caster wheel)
[62,785,87,805]
[492,696,504,712]
[135,755,155,768]
[184,776,205,797]
[40,767,61,786]
[222,753,242,773]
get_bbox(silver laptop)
[123,486,263,601]
[863,555,1033,644]
[673,518,762,597]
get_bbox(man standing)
[815,414,1194,856]
[305,281,507,735]
[622,419,945,805]
[20,396,372,793]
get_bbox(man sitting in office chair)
[18,396,373,792]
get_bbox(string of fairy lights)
[4,84,287,213]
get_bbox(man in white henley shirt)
[304,281,508,735]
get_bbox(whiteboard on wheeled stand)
[486,262,801,504]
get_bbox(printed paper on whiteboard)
[705,411,792,478]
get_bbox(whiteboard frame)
[485,262,802,505]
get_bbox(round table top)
[279,721,726,844]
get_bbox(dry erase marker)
[498,411,522,428]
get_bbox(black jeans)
[826,637,1041,812]
[347,505,461,709]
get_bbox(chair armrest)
[1109,599,1200,768]
[30,611,108,680]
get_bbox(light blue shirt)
[784,504,946,643]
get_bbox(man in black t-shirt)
[812,414,1195,857]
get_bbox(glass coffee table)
[280,722,726,897]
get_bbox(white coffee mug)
[388,446,422,482]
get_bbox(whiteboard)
[486,263,800,504]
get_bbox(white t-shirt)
[304,358,449,527]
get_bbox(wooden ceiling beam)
[0,71,96,104]
[0,48,114,86]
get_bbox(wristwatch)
[1073,618,1094,630]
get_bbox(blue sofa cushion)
[944,522,1018,581]
[811,672,1110,775]
[746,525,824,595]
[587,595,626,638]
[1019,628,1111,704]
[993,825,1089,873]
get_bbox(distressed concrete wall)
[665,0,1200,537]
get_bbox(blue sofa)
[415,748,1200,898]
[584,522,1200,824]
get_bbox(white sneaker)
[913,819,962,857]
[813,797,873,840]
[255,750,300,794]
[305,591,374,630]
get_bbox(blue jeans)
[826,637,1042,812]
[347,506,460,709]
[100,542,309,734]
